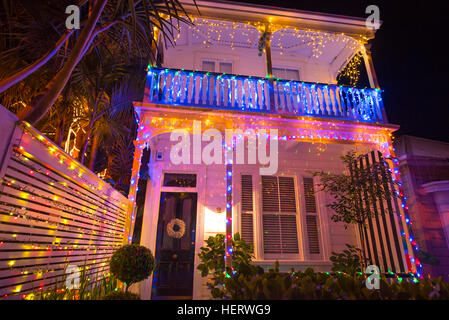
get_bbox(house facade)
[394,135,449,280]
[129,0,419,299]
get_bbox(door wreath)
[166,218,186,239]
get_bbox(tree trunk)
[0,30,73,93]
[358,224,368,273]
[18,0,108,124]
[80,136,89,164]
[54,116,66,147]
[80,126,94,165]
[71,127,87,160]
[88,133,99,170]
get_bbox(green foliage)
[103,291,140,300]
[312,151,389,227]
[197,235,449,300]
[311,151,391,268]
[26,270,118,300]
[207,263,449,300]
[197,233,261,299]
[330,244,364,275]
[109,244,155,290]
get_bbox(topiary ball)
[110,244,155,286]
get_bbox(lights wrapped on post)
[225,164,233,271]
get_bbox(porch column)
[224,130,234,271]
[263,24,276,113]
[362,43,388,122]
[127,139,146,242]
[362,43,380,89]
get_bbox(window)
[272,67,300,81]
[163,173,196,188]
[219,62,232,74]
[202,61,215,73]
[201,60,233,73]
[303,177,321,255]
[240,175,254,247]
[261,176,299,254]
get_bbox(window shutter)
[261,176,279,212]
[262,176,299,254]
[279,177,296,212]
[280,215,299,253]
[303,177,317,213]
[241,175,253,212]
[262,215,281,253]
[262,215,299,254]
[303,178,320,254]
[306,215,320,254]
[241,175,254,247]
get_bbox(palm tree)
[0,0,195,124]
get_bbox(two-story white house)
[129,0,419,299]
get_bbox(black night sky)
[229,0,449,143]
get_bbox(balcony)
[145,67,386,124]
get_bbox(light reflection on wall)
[204,207,226,234]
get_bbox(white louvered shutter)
[303,177,321,255]
[262,176,299,254]
[241,175,254,247]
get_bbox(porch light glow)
[204,208,226,233]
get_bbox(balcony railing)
[145,67,386,123]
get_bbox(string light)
[384,140,422,278]
[0,122,131,297]
[337,51,364,87]
[171,17,364,60]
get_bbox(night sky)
[228,0,449,143]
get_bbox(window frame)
[259,174,303,261]
[199,58,234,74]
[272,67,300,81]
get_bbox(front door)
[152,192,197,299]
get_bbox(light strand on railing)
[146,67,384,123]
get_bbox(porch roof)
[132,102,397,152]
[179,0,379,39]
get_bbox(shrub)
[197,233,260,299]
[197,236,449,300]
[103,291,140,300]
[212,263,449,300]
[329,244,364,275]
[110,244,155,291]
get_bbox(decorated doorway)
[151,192,198,299]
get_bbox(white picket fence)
[0,105,133,299]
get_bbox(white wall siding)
[164,45,336,84]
